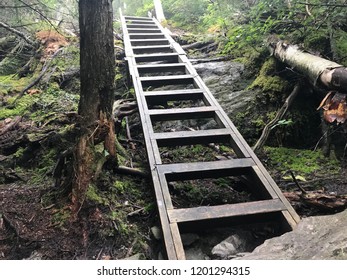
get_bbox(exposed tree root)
[253,82,302,153]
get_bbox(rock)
[193,60,254,124]
[151,226,162,240]
[181,233,199,246]
[237,209,347,260]
[24,251,43,260]
[211,231,254,259]
[185,247,209,260]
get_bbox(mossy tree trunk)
[72,0,115,214]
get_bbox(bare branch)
[16,0,62,35]
[0,21,36,46]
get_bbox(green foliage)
[335,29,347,65]
[163,0,209,30]
[271,119,294,130]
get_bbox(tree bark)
[71,0,115,214]
[269,40,347,92]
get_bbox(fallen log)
[182,40,214,50]
[269,40,347,92]
[267,38,347,126]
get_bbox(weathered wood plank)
[134,53,179,63]
[168,199,287,223]
[137,63,186,74]
[124,16,153,21]
[145,89,206,106]
[133,45,173,54]
[127,23,156,29]
[128,28,161,34]
[130,33,166,40]
[149,106,217,121]
[153,128,233,146]
[130,39,170,46]
[140,74,195,87]
[157,158,255,181]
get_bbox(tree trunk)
[153,0,166,22]
[72,0,115,214]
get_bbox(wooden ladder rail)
[120,13,300,260]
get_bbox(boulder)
[237,210,347,260]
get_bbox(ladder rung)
[134,53,179,63]
[133,45,173,54]
[140,75,195,87]
[127,24,156,29]
[125,16,153,21]
[137,63,186,74]
[145,89,205,104]
[130,33,166,40]
[153,128,233,146]
[157,158,255,181]
[149,106,217,121]
[128,28,162,34]
[131,39,170,46]
[144,88,204,96]
[168,199,287,223]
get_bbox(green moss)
[250,58,288,93]
[0,94,35,119]
[86,184,108,205]
[51,45,79,72]
[264,147,340,175]
[0,75,31,95]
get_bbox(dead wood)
[0,21,36,47]
[253,83,301,152]
[0,116,22,136]
[182,40,214,50]
[115,166,148,178]
[190,56,230,64]
[269,39,347,92]
[284,190,347,212]
[113,100,138,134]
[16,47,63,99]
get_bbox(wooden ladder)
[120,14,300,260]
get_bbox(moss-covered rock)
[250,58,288,94]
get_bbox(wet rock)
[193,60,254,122]
[185,247,209,260]
[211,231,254,259]
[151,226,162,240]
[237,209,347,260]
